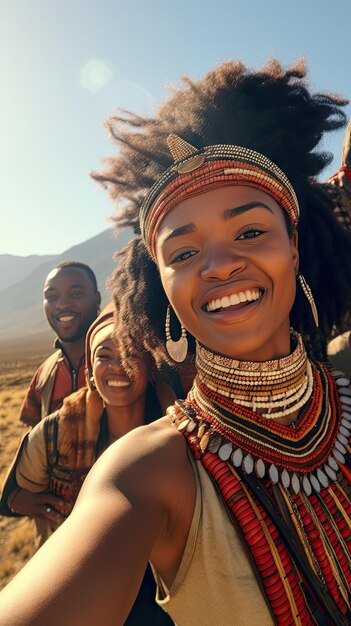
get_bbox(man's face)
[43,267,100,343]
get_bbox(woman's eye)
[237,228,263,240]
[172,250,197,264]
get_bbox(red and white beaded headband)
[140,135,300,260]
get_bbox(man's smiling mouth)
[203,288,263,312]
[56,314,77,322]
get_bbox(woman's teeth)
[106,380,130,387]
[205,289,261,312]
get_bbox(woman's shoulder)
[104,415,187,471]
[81,415,192,502]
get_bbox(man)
[18,261,101,427]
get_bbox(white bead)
[341,418,351,431]
[186,419,197,433]
[269,464,279,484]
[302,475,312,496]
[340,396,351,406]
[333,449,345,464]
[327,455,339,471]
[208,433,222,452]
[337,432,349,446]
[331,370,345,378]
[281,469,290,489]
[310,474,321,493]
[291,473,300,494]
[231,448,243,467]
[243,454,254,474]
[316,468,329,489]
[218,442,233,461]
[334,440,347,454]
[255,458,266,479]
[339,425,351,438]
[324,464,337,482]
[336,377,350,387]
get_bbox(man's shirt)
[18,340,86,427]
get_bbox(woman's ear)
[290,229,299,273]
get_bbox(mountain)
[0,254,57,292]
[0,228,133,346]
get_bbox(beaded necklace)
[169,338,351,625]
[195,330,312,418]
[177,334,351,493]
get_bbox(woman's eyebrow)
[162,223,196,245]
[95,345,113,353]
[223,202,274,221]
[160,202,273,248]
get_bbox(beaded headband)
[140,135,300,259]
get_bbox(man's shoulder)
[35,350,62,390]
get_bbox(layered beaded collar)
[171,336,351,496]
[195,330,312,419]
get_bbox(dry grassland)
[0,352,50,590]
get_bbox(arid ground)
[0,348,51,590]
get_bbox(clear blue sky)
[1,0,350,256]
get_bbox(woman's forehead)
[156,185,285,237]
[95,337,116,353]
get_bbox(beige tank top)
[152,453,273,625]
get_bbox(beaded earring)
[297,272,319,327]
[165,305,188,362]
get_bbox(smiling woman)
[155,186,298,363]
[1,60,351,626]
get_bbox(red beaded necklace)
[168,343,351,625]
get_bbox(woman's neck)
[192,331,312,425]
[105,397,146,442]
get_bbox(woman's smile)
[202,287,263,312]
[104,376,132,388]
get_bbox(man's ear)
[290,229,299,273]
[96,291,102,310]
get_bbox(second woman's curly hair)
[93,59,351,365]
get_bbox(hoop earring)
[165,305,188,362]
[297,272,319,327]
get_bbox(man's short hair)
[54,261,98,292]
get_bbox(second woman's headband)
[140,135,300,260]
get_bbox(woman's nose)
[200,245,246,281]
[108,356,123,368]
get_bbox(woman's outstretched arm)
[0,419,192,626]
